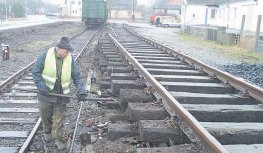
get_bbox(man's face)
[57,48,69,58]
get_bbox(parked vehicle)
[153,16,162,26]
[82,0,107,26]
[161,15,181,28]
[154,15,181,28]
[150,15,156,24]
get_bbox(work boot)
[55,140,66,151]
[43,133,52,142]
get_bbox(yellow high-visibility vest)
[42,47,72,94]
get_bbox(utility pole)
[70,0,72,17]
[5,0,8,21]
[132,0,135,22]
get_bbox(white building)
[58,0,82,17]
[182,0,263,33]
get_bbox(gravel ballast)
[128,24,263,88]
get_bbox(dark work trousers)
[38,99,67,142]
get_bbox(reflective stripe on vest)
[42,47,72,94]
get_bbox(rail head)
[75,24,105,61]
[0,60,36,92]
[124,25,263,103]
[107,33,228,153]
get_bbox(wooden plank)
[17,81,34,85]
[23,76,33,80]
[0,100,37,104]
[3,93,37,97]
[161,81,234,94]
[201,122,263,144]
[0,131,28,138]
[137,59,180,64]
[0,108,38,113]
[183,104,263,122]
[0,147,19,153]
[12,86,37,90]
[0,118,36,124]
[147,68,204,76]
[170,91,260,105]
[153,75,214,82]
[224,144,263,153]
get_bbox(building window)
[78,1,81,5]
[193,14,195,17]
[71,1,75,5]
[211,9,216,19]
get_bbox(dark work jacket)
[32,48,86,102]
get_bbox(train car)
[82,0,107,26]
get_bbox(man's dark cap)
[56,37,74,52]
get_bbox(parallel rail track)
[104,24,263,152]
[0,26,101,153]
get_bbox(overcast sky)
[42,0,59,5]
[42,0,154,6]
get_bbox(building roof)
[186,0,217,5]
[109,0,137,10]
[154,0,184,10]
[187,0,254,5]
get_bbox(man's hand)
[39,89,49,96]
[77,94,87,101]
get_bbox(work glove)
[77,94,87,101]
[39,89,49,96]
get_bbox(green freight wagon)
[82,0,107,26]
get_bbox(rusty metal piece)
[209,73,217,78]
[224,80,230,85]
[144,86,155,94]
[240,89,250,97]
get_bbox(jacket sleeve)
[32,52,48,91]
[71,58,87,95]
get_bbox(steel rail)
[76,25,105,61]
[10,28,97,153]
[0,61,35,91]
[108,34,228,153]
[19,118,41,153]
[69,101,83,153]
[125,26,263,103]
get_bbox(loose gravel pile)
[223,63,263,88]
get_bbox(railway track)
[98,24,263,153]
[0,26,101,153]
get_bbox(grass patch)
[177,32,263,63]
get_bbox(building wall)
[218,1,256,31]
[182,5,207,25]
[58,0,82,17]
[67,0,82,17]
[184,0,263,33]
[110,10,130,18]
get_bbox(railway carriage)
[82,0,107,26]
